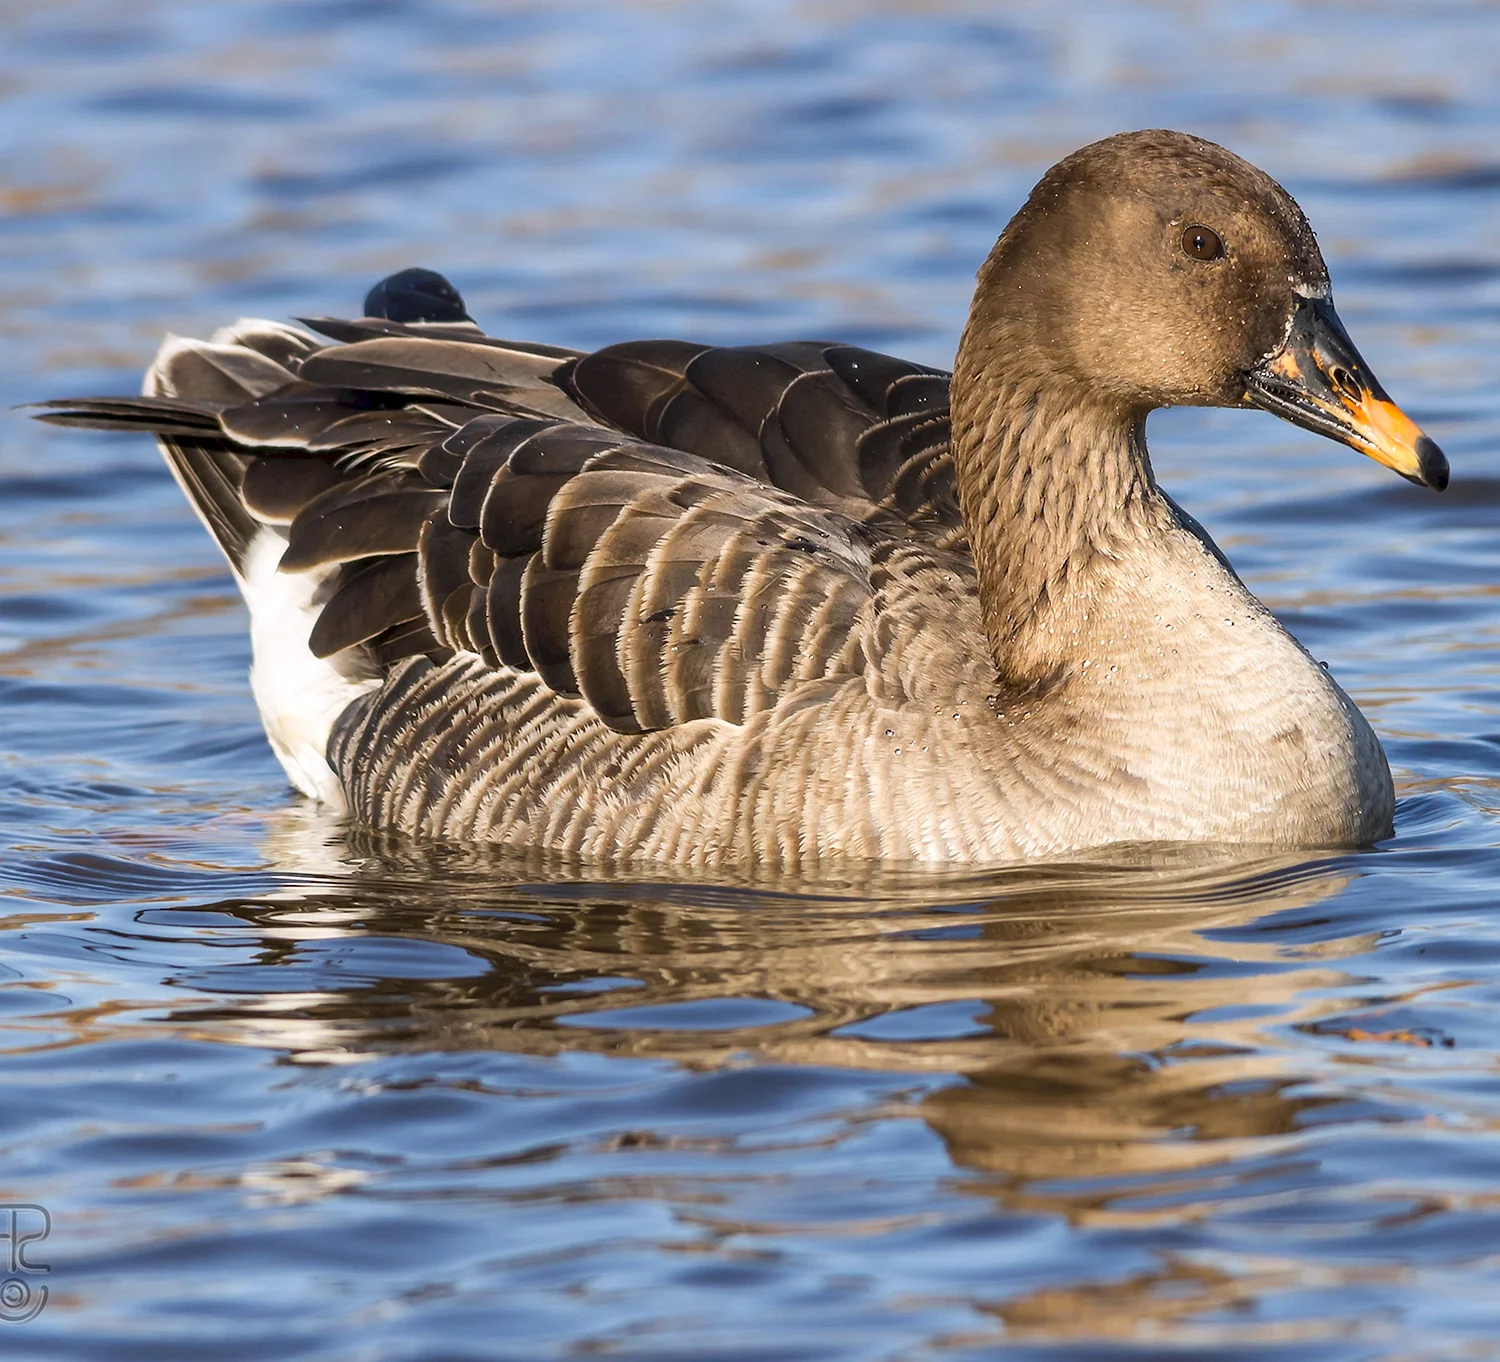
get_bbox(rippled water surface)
[5,1,1500,1357]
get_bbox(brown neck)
[950,340,1162,682]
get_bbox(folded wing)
[36,273,970,746]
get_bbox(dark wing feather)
[33,395,227,436]
[37,303,971,741]
[297,337,584,419]
[218,383,408,448]
[281,474,446,571]
[241,455,341,521]
[425,422,877,733]
[416,512,477,648]
[562,338,960,533]
[309,554,424,657]
[303,314,585,361]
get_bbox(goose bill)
[1244,296,1448,490]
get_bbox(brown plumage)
[35,132,1449,866]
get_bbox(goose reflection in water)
[165,827,1370,1164]
[83,828,1404,1346]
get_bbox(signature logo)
[0,1204,50,1323]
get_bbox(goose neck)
[949,365,1163,679]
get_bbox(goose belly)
[322,622,1393,866]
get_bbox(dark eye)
[1181,225,1225,261]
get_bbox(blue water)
[4,1,1500,1357]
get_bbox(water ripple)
[4,0,1500,1357]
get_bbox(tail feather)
[31,394,225,436]
[27,274,508,806]
[153,434,262,576]
[31,323,320,577]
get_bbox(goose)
[39,130,1448,867]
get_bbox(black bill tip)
[1416,436,1449,492]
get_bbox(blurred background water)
[4,0,1500,1357]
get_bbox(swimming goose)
[40,130,1447,867]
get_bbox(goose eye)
[1182,225,1225,261]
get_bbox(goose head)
[958,128,1447,490]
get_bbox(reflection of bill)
[0,1204,50,1324]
